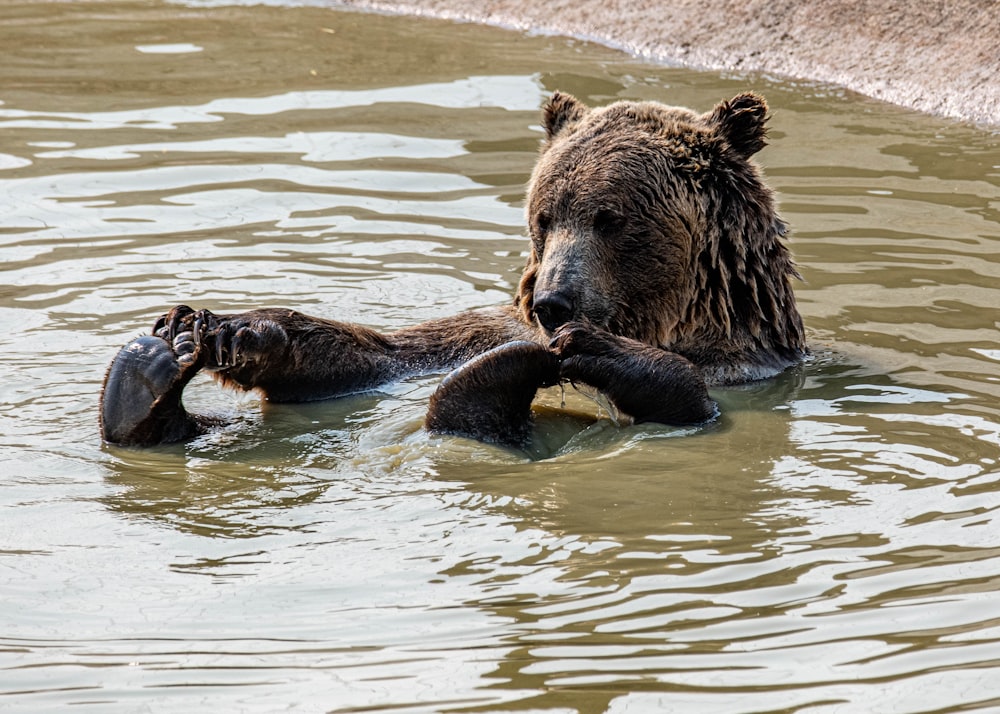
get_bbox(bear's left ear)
[705,92,769,158]
[543,91,588,141]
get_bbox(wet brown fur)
[517,91,805,384]
[101,91,806,446]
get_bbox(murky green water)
[3,1,1000,711]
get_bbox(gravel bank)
[335,0,1000,127]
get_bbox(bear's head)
[515,91,804,373]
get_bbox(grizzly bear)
[100,91,806,449]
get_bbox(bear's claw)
[552,325,717,427]
[154,306,286,374]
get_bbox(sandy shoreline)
[334,0,1000,127]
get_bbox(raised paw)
[551,323,717,426]
[100,334,209,446]
[153,304,196,343]
[154,305,289,381]
[425,340,560,448]
[205,317,289,375]
[549,320,614,359]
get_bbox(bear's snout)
[533,290,575,333]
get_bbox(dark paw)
[549,320,613,360]
[151,305,206,369]
[550,323,717,426]
[549,321,617,392]
[425,341,559,448]
[154,306,287,375]
[549,321,582,354]
[100,334,207,445]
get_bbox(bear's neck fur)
[670,162,807,385]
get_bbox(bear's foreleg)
[153,305,402,402]
[425,341,560,448]
[552,323,718,427]
[152,304,536,403]
[101,304,539,445]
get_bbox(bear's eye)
[594,209,625,236]
[534,212,552,238]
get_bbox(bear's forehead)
[562,102,712,154]
[596,100,700,123]
[584,102,707,138]
[540,103,715,183]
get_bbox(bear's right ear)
[705,92,770,158]
[543,91,587,141]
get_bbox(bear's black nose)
[533,291,575,333]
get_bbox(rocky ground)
[336,0,1000,127]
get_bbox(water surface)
[2,1,1000,712]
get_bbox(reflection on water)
[2,1,1000,712]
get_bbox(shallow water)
[2,1,1000,712]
